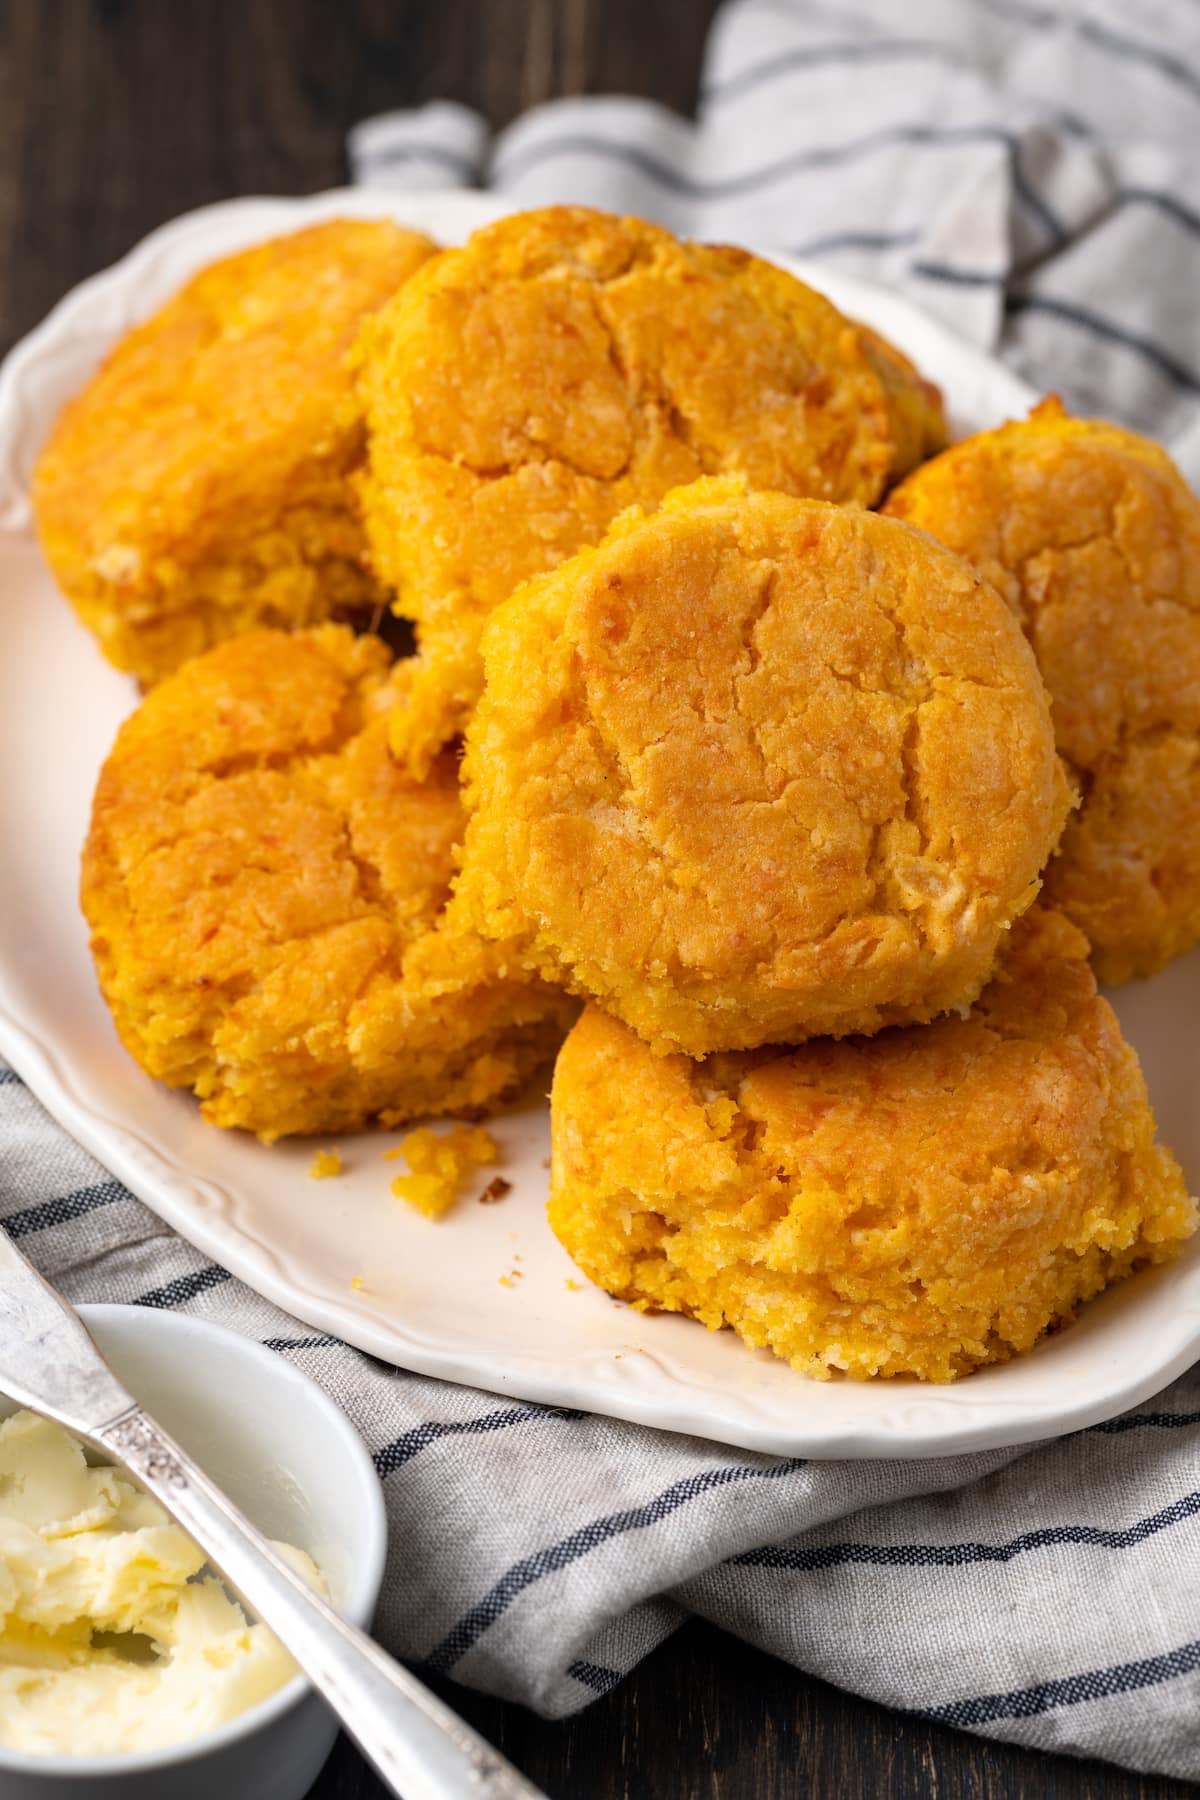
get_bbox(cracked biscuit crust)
[886,398,1200,982]
[81,626,573,1141]
[34,220,437,686]
[455,479,1071,1055]
[355,205,946,768]
[549,909,1196,1381]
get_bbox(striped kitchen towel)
[6,0,1200,1785]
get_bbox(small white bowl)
[0,1303,387,1800]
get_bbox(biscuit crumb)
[564,1279,580,1291]
[308,1149,342,1180]
[479,1176,512,1205]
[350,1275,365,1292]
[498,1275,514,1289]
[704,1097,738,1136]
[391,1123,499,1218]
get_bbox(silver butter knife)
[0,1228,547,1800]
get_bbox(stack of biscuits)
[36,206,1199,1382]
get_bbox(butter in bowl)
[0,1303,386,1800]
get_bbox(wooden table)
[2,4,1194,1794]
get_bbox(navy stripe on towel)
[493,123,1063,225]
[731,1489,1200,1575]
[791,228,923,258]
[374,1404,583,1477]
[1089,1409,1200,1435]
[703,39,967,107]
[567,1659,625,1696]
[3,1179,128,1239]
[425,1458,805,1673]
[931,1636,1200,1728]
[1074,17,1200,103]
[263,1334,342,1353]
[135,1265,231,1309]
[913,259,1006,287]
[1117,187,1200,244]
[357,142,477,178]
[1005,293,1200,392]
[970,0,1200,103]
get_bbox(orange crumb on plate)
[391,1123,499,1218]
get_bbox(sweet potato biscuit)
[355,205,946,766]
[81,626,572,1141]
[885,399,1200,982]
[455,480,1071,1056]
[549,910,1196,1382]
[34,220,437,686]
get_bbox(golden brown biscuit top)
[35,219,436,573]
[459,479,1069,1053]
[82,626,462,995]
[382,207,893,496]
[356,206,945,603]
[885,398,1200,772]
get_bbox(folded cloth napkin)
[6,0,1200,1784]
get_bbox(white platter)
[1,186,1198,1459]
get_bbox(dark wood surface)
[1,4,1194,1795]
